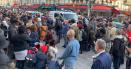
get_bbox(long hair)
[30,25,38,32]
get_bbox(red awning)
[57,5,88,9]
[57,5,112,11]
[30,4,40,9]
[92,5,112,11]
[112,8,120,14]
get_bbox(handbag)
[23,50,36,69]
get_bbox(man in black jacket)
[11,26,31,69]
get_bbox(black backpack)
[55,19,63,30]
[110,38,125,57]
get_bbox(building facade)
[0,0,90,6]
[95,0,131,11]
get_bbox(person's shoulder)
[97,52,109,58]
[92,58,103,68]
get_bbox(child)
[35,43,48,69]
[47,40,61,69]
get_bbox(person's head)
[30,25,38,32]
[26,27,31,34]
[49,40,55,47]
[116,29,123,35]
[66,29,75,40]
[95,39,106,53]
[128,24,131,31]
[18,25,26,34]
[70,19,76,24]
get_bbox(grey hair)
[96,39,106,49]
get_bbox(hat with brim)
[0,29,9,49]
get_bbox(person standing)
[59,29,80,69]
[11,26,31,69]
[39,22,48,42]
[0,29,9,69]
[30,25,39,47]
[91,39,112,69]
[8,20,19,60]
[126,24,131,69]
[110,30,126,69]
[47,39,59,69]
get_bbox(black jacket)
[11,34,31,52]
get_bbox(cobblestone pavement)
[57,39,126,69]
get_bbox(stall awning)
[57,5,88,9]
[92,5,112,11]
[57,5,112,11]
[112,8,120,14]
[30,4,40,9]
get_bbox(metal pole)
[87,0,90,17]
[21,0,22,5]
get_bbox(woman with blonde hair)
[30,25,39,47]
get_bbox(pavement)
[57,39,126,69]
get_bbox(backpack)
[24,50,36,69]
[110,38,125,57]
[82,29,89,41]
[55,19,63,30]
[40,45,49,54]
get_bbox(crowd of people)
[0,9,130,69]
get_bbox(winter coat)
[82,28,90,42]
[8,24,18,41]
[60,39,80,67]
[0,50,9,69]
[11,34,31,52]
[72,26,80,41]
[40,26,47,41]
[62,24,69,36]
[30,32,39,47]
[35,51,47,69]
[91,52,112,69]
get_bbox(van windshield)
[63,14,78,21]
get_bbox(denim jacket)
[60,39,80,66]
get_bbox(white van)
[49,11,78,21]
[26,11,43,18]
